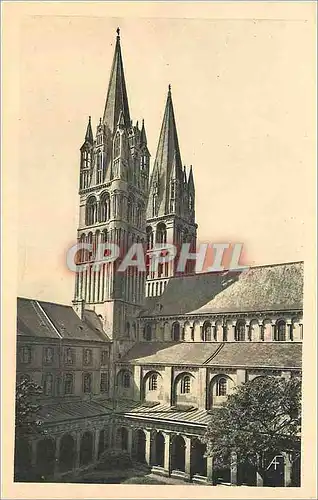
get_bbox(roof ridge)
[203,343,225,365]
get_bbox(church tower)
[145,86,197,298]
[73,29,150,353]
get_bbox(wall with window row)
[139,315,303,343]
[16,340,110,398]
[115,364,299,409]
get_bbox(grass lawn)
[60,463,151,484]
[122,476,166,484]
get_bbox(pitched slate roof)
[141,262,303,318]
[120,341,302,369]
[141,271,241,317]
[121,342,221,365]
[190,262,303,315]
[39,398,112,424]
[17,297,110,343]
[205,342,302,369]
[113,401,211,428]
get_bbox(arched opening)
[135,429,146,463]
[143,324,152,341]
[116,427,128,451]
[154,432,165,467]
[235,320,246,341]
[86,196,97,226]
[121,371,131,388]
[171,435,185,472]
[36,438,56,477]
[191,439,207,477]
[146,226,154,250]
[80,431,93,466]
[275,320,286,341]
[59,434,75,472]
[156,223,167,244]
[172,322,181,341]
[98,430,106,458]
[209,375,234,408]
[203,321,212,341]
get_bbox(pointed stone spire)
[140,119,147,146]
[103,28,131,135]
[188,165,194,189]
[85,116,93,144]
[147,85,183,217]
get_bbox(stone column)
[93,429,100,462]
[145,429,152,466]
[283,452,292,486]
[163,366,173,405]
[184,436,192,479]
[74,432,81,470]
[287,323,293,341]
[246,323,251,341]
[230,451,237,485]
[163,433,171,475]
[198,367,207,409]
[127,427,133,455]
[206,455,213,484]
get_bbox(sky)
[16,14,314,305]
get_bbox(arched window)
[172,322,180,341]
[275,320,286,341]
[146,226,154,250]
[122,371,131,388]
[203,322,212,341]
[235,320,246,341]
[180,375,191,394]
[97,151,103,184]
[143,324,152,341]
[100,193,110,222]
[216,377,227,396]
[86,197,97,226]
[156,223,167,244]
[148,373,158,391]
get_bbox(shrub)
[95,449,133,471]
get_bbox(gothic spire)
[147,85,183,218]
[81,116,93,150]
[103,28,131,136]
[140,119,147,146]
[188,165,194,190]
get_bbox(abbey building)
[15,30,303,486]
